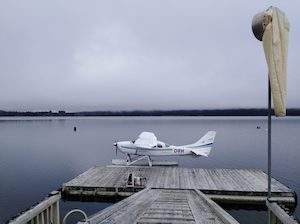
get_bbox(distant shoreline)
[1,109,300,116]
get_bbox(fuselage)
[117,141,195,157]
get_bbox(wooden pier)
[82,188,239,224]
[62,166,296,207]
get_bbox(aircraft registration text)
[174,148,184,154]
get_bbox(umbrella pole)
[268,78,271,199]
[267,78,272,224]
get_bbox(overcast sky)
[0,1,299,111]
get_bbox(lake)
[0,116,299,223]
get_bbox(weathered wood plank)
[87,188,158,224]
[194,189,239,224]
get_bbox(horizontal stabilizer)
[191,148,211,157]
[186,131,216,157]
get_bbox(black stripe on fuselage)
[122,146,173,151]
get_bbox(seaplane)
[112,131,216,166]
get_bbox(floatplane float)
[112,131,216,166]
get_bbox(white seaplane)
[112,131,216,166]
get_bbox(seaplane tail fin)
[187,131,216,157]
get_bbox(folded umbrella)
[262,6,290,116]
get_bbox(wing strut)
[147,156,152,167]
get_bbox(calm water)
[0,116,299,223]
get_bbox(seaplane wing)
[134,131,157,148]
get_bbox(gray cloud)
[0,0,299,111]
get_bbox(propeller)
[113,141,118,157]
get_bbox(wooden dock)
[62,166,296,207]
[63,166,298,223]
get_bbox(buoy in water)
[73,126,77,132]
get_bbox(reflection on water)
[0,117,299,223]
[226,208,268,224]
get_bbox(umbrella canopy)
[262,6,290,116]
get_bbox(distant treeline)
[1,109,300,116]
